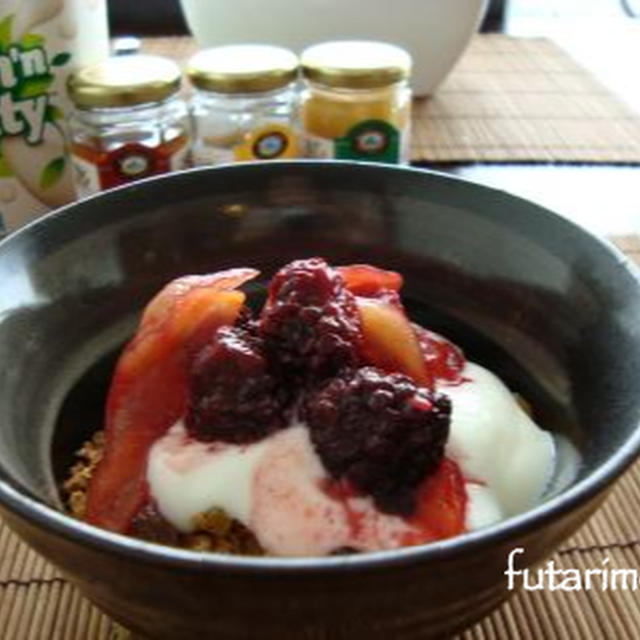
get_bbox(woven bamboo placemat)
[0,235,639,639]
[141,34,640,164]
[411,35,640,164]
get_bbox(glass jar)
[187,45,299,165]
[67,55,190,198]
[300,41,412,164]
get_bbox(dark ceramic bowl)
[1,162,640,639]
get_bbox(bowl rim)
[1,159,640,574]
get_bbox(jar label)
[304,119,405,164]
[70,137,189,198]
[192,123,298,166]
[235,124,298,161]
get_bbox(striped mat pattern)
[411,36,640,163]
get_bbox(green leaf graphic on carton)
[0,19,69,145]
[20,33,45,49]
[0,15,13,52]
[15,74,54,100]
[45,104,64,123]
[40,156,66,190]
[51,52,71,67]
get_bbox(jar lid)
[301,41,412,89]
[67,55,182,109]
[186,45,299,94]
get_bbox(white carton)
[0,0,109,236]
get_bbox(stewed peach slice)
[337,264,403,297]
[402,458,467,544]
[86,269,258,533]
[356,298,433,388]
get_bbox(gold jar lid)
[186,45,299,94]
[301,41,412,89]
[67,55,182,109]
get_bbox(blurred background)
[108,0,640,116]
[103,0,640,237]
[1,0,637,236]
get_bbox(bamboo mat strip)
[141,35,640,164]
[412,35,640,163]
[0,235,638,639]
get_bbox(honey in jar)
[300,41,412,164]
[66,55,190,197]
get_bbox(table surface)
[439,163,639,239]
[436,11,640,241]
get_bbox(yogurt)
[147,361,556,557]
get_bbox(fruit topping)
[356,298,432,387]
[85,259,463,536]
[414,325,466,383]
[186,325,289,443]
[402,458,467,543]
[85,269,258,533]
[337,264,403,297]
[303,366,451,516]
[260,258,361,380]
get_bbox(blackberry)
[303,366,451,515]
[260,258,361,380]
[186,325,289,443]
[235,305,257,330]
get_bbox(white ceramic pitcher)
[180,0,488,96]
